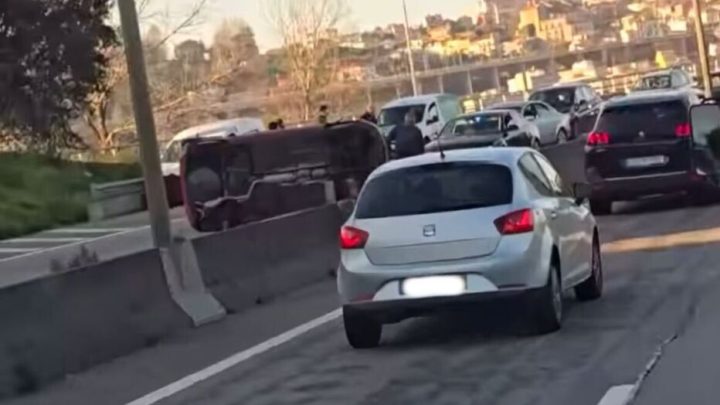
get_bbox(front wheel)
[556,128,569,144]
[343,309,382,349]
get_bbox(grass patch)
[0,153,141,239]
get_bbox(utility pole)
[692,0,713,98]
[402,0,419,96]
[117,0,171,249]
[117,0,224,325]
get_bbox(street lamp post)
[402,0,419,96]
[692,0,713,98]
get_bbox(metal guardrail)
[90,178,145,201]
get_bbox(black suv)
[584,89,710,214]
[529,83,602,138]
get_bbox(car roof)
[460,109,516,117]
[171,118,264,142]
[641,70,673,78]
[369,147,531,178]
[381,94,454,108]
[604,89,690,107]
[533,82,585,92]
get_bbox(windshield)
[597,100,687,141]
[635,75,672,90]
[356,162,513,219]
[530,89,575,113]
[378,105,426,127]
[440,113,504,138]
[162,141,182,163]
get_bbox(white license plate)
[401,275,466,298]
[624,156,668,168]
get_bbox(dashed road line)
[597,385,633,405]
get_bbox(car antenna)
[435,133,446,160]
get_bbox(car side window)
[534,102,551,117]
[523,103,538,118]
[519,155,554,197]
[427,103,439,123]
[532,153,566,195]
[583,86,596,102]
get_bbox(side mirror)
[506,124,519,132]
[525,114,536,121]
[426,115,440,125]
[572,182,592,205]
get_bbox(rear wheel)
[343,309,382,349]
[590,198,612,215]
[556,128,569,144]
[529,263,562,334]
[575,234,603,301]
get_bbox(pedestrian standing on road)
[318,105,329,125]
[360,104,377,124]
[387,111,425,159]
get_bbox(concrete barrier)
[193,204,342,313]
[0,249,190,399]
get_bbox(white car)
[337,148,603,348]
[378,94,462,143]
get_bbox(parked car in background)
[425,110,541,153]
[529,83,602,139]
[378,94,462,143]
[631,68,701,97]
[161,118,265,178]
[338,147,603,348]
[584,89,706,215]
[488,101,572,145]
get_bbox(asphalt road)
[8,192,720,405]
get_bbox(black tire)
[590,198,612,215]
[529,262,563,335]
[575,233,603,301]
[343,309,382,349]
[556,128,569,144]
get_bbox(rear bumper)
[586,169,707,200]
[344,287,540,323]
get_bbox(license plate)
[401,275,466,298]
[624,156,668,168]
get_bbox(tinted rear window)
[529,89,575,113]
[597,100,687,140]
[355,163,512,219]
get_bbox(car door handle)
[550,211,558,219]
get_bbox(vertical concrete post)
[466,70,474,95]
[438,74,445,93]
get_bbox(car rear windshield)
[529,89,574,113]
[378,105,425,127]
[596,100,687,140]
[355,162,512,219]
[635,75,671,90]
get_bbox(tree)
[0,0,115,154]
[211,19,259,73]
[266,0,347,120]
[83,0,208,154]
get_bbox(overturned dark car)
[180,121,388,232]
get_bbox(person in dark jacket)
[360,104,377,124]
[387,111,425,159]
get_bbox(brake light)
[675,122,691,138]
[340,226,369,249]
[587,131,610,146]
[494,209,534,235]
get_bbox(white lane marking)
[125,308,342,405]
[3,237,88,244]
[0,247,40,254]
[46,228,134,234]
[598,385,634,405]
[0,217,186,264]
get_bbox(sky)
[152,0,483,51]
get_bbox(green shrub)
[0,153,142,239]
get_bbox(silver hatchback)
[337,148,603,348]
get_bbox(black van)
[584,89,719,214]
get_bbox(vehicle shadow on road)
[381,299,580,349]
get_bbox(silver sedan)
[337,148,603,348]
[488,101,572,145]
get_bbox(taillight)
[340,226,369,249]
[494,209,534,235]
[675,122,691,138]
[587,131,610,146]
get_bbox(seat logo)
[423,225,436,237]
